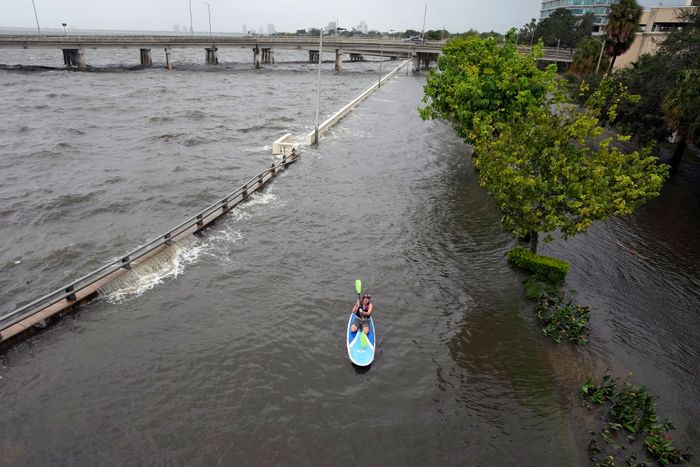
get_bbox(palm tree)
[570,38,609,76]
[604,0,643,73]
[662,69,700,167]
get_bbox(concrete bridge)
[0,34,573,70]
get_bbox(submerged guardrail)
[0,151,297,343]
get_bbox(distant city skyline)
[2,0,690,35]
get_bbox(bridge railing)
[0,152,298,336]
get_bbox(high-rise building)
[540,0,618,33]
[267,24,276,35]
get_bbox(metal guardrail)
[0,152,298,335]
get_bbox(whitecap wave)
[100,236,203,303]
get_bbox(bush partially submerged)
[534,292,589,345]
[508,247,569,283]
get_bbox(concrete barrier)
[272,133,299,155]
[305,59,409,145]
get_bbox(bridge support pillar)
[349,53,363,62]
[62,48,86,69]
[253,46,261,68]
[164,47,173,70]
[415,52,438,70]
[309,50,319,63]
[335,49,343,72]
[261,48,274,64]
[140,48,152,66]
[205,47,219,65]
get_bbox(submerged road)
[0,47,697,464]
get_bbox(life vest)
[356,296,371,318]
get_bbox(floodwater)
[0,46,698,465]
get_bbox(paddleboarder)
[351,294,373,335]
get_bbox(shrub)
[507,247,569,283]
[535,293,590,345]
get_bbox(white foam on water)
[230,190,279,222]
[100,236,204,303]
[98,186,282,303]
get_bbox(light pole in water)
[379,29,395,88]
[314,28,324,144]
[205,2,212,38]
[188,0,194,37]
[31,0,41,34]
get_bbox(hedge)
[507,247,569,283]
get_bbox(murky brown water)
[1,47,698,465]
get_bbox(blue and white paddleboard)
[346,313,376,366]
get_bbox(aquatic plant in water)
[534,290,590,345]
[580,375,693,466]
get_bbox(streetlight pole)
[314,29,324,144]
[554,37,560,68]
[595,38,606,74]
[205,2,212,38]
[379,29,395,88]
[421,2,427,40]
[188,0,194,37]
[62,22,67,36]
[31,0,41,34]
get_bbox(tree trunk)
[607,54,617,74]
[669,138,686,169]
[529,230,539,254]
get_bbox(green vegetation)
[592,8,700,167]
[535,294,589,345]
[534,8,594,48]
[581,375,693,465]
[420,32,668,252]
[507,247,569,283]
[570,38,609,77]
[509,247,589,345]
[603,0,644,72]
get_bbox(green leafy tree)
[663,68,700,166]
[604,0,643,72]
[420,32,556,145]
[420,33,668,251]
[534,9,594,48]
[475,78,668,251]
[518,18,538,46]
[615,54,674,144]
[614,8,699,164]
[570,38,609,76]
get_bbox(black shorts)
[352,315,369,330]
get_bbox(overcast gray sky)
[2,0,688,34]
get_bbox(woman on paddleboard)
[351,294,373,335]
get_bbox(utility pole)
[595,39,606,74]
[205,2,212,38]
[314,29,324,144]
[31,0,41,34]
[188,0,194,37]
